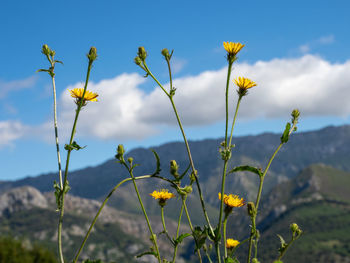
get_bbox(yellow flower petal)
[234,77,257,90]
[223,42,245,56]
[69,88,98,102]
[226,238,240,248]
[218,192,245,208]
[149,189,175,201]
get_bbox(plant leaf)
[151,149,161,176]
[228,165,263,177]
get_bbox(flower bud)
[170,160,179,178]
[127,157,133,164]
[42,44,50,56]
[161,48,170,59]
[183,185,192,194]
[291,109,300,120]
[87,46,98,61]
[247,202,256,217]
[252,258,260,263]
[115,144,125,160]
[290,223,299,233]
[134,56,142,66]
[138,46,147,61]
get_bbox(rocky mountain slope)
[0,186,189,263]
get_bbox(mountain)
[1,125,350,262]
[0,186,189,263]
[0,125,349,215]
[252,164,350,262]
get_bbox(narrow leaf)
[151,149,161,176]
[228,165,263,177]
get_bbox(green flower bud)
[290,223,299,233]
[138,46,147,61]
[161,48,170,58]
[134,56,142,66]
[87,46,98,61]
[291,109,300,121]
[247,202,256,217]
[170,160,179,178]
[42,44,50,56]
[127,157,133,164]
[183,185,192,194]
[115,144,125,160]
[252,258,260,263]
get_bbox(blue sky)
[1,0,350,180]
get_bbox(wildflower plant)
[39,40,302,263]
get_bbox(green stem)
[72,175,152,263]
[161,206,174,245]
[228,96,242,148]
[51,75,63,190]
[58,60,93,263]
[224,62,233,146]
[183,201,202,263]
[125,163,161,263]
[172,197,185,263]
[223,215,229,259]
[143,61,214,237]
[246,142,283,263]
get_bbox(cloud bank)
[2,54,350,145]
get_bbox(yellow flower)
[150,189,175,201]
[223,42,245,56]
[218,193,245,208]
[234,77,257,90]
[226,238,240,249]
[69,88,98,102]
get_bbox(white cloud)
[318,35,335,44]
[0,121,28,148]
[0,76,37,99]
[58,73,158,140]
[3,54,350,143]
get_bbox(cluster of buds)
[41,44,55,58]
[290,223,302,237]
[134,46,147,66]
[115,144,125,162]
[219,146,232,161]
[170,160,179,179]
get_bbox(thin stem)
[224,62,233,146]
[228,96,242,148]
[246,142,283,263]
[58,60,93,263]
[143,61,214,237]
[183,201,202,263]
[51,76,63,190]
[172,198,185,263]
[125,164,161,263]
[161,206,174,246]
[72,175,152,263]
[223,215,229,259]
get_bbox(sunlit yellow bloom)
[69,88,98,102]
[218,193,245,208]
[234,77,257,90]
[150,189,175,201]
[223,42,245,56]
[226,238,240,249]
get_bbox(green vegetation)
[0,236,57,263]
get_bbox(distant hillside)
[254,164,350,262]
[0,125,349,214]
[0,186,189,263]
